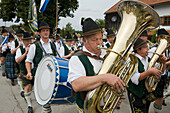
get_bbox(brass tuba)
[145,35,170,92]
[84,0,160,113]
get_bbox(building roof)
[105,0,170,14]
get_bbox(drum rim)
[34,55,60,106]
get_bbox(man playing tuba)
[127,38,167,113]
[68,18,125,113]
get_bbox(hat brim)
[22,37,32,40]
[82,28,101,37]
[107,34,115,38]
[134,41,147,50]
[38,26,50,31]
[66,39,74,41]
[16,33,23,36]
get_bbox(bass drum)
[34,55,75,106]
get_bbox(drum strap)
[38,42,47,55]
[75,51,104,61]
[50,42,61,58]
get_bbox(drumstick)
[23,75,30,79]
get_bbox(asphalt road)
[0,68,170,113]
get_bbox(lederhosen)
[127,58,164,113]
[32,41,57,76]
[19,46,34,86]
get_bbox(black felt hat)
[65,32,73,41]
[2,28,8,34]
[55,34,60,39]
[107,29,115,38]
[8,33,14,39]
[81,18,101,36]
[38,21,50,31]
[22,32,32,40]
[140,30,148,37]
[157,28,169,36]
[16,28,24,36]
[133,38,147,50]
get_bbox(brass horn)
[145,35,170,92]
[84,0,160,113]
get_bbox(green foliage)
[61,22,74,38]
[0,0,79,30]
[151,30,157,43]
[95,19,105,29]
[60,22,82,38]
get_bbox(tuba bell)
[145,35,170,92]
[84,0,160,113]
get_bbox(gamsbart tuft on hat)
[157,28,169,36]
[22,32,32,40]
[38,21,50,31]
[133,38,147,50]
[81,18,101,37]
[107,29,115,38]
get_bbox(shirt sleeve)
[130,67,140,85]
[25,44,36,63]
[68,56,86,83]
[15,48,22,60]
[2,45,7,52]
[10,41,16,50]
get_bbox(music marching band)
[0,0,170,113]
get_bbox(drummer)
[25,21,54,113]
[15,32,33,113]
[25,21,72,113]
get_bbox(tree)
[95,19,105,29]
[61,22,75,38]
[0,0,79,30]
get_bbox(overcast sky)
[0,0,120,30]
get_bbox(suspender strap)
[50,42,61,58]
[76,51,104,61]
[38,41,47,55]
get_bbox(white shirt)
[130,53,149,85]
[2,42,12,52]
[55,41,65,57]
[15,45,34,68]
[11,38,22,50]
[68,46,106,83]
[26,39,57,63]
[15,45,26,60]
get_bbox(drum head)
[34,55,59,106]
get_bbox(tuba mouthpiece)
[97,45,101,49]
